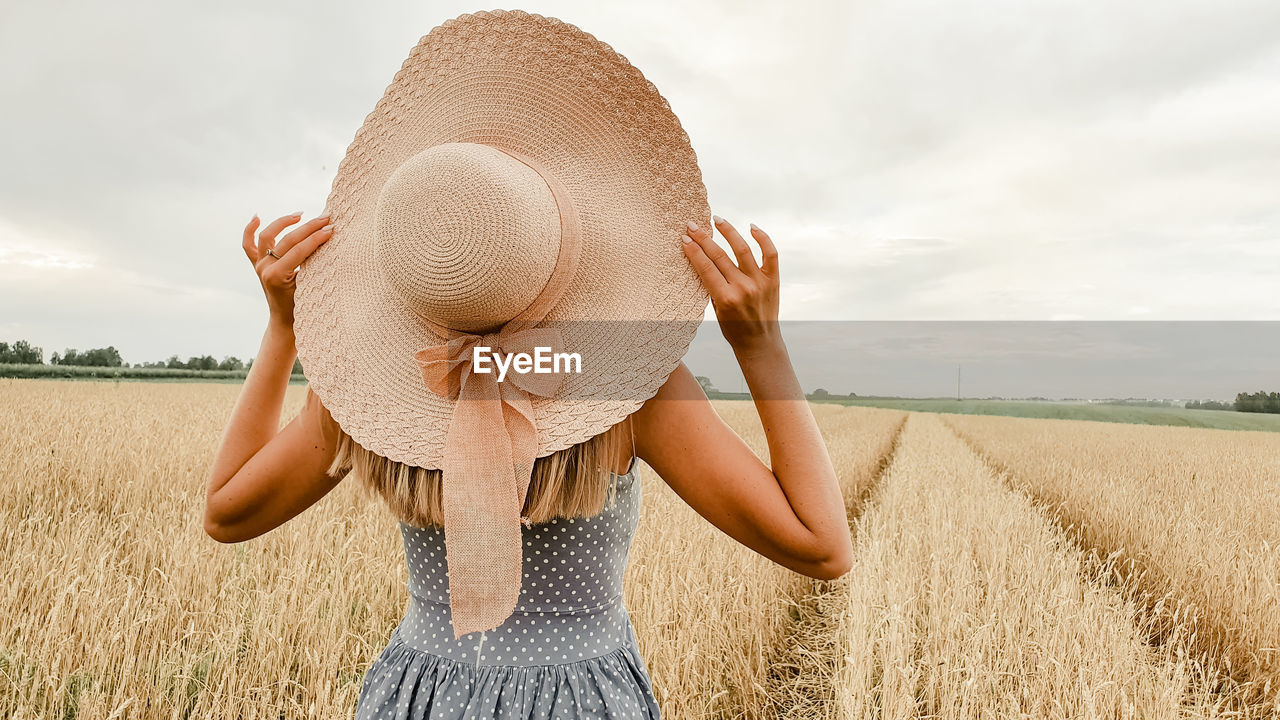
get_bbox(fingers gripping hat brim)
[293,9,711,469]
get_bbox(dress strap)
[607,416,636,511]
[628,414,637,474]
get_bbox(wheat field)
[1,379,1277,719]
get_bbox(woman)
[205,9,850,719]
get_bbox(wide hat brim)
[294,8,710,469]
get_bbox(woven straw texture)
[293,9,710,469]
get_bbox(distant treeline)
[0,339,303,377]
[3,339,1279,412]
[1187,391,1280,414]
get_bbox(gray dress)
[353,458,661,719]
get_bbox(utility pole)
[956,363,961,401]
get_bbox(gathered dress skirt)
[353,461,661,719]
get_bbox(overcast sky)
[1,1,1277,397]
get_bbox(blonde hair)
[310,387,633,529]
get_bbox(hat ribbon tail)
[413,327,566,641]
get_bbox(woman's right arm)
[631,217,852,580]
[633,360,852,580]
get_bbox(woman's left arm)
[204,211,346,543]
[207,211,321,492]
[205,318,298,500]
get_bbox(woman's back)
[353,460,661,718]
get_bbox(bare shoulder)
[631,360,747,489]
[631,361,717,451]
[302,385,343,443]
[291,386,347,477]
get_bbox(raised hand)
[242,211,333,329]
[681,215,781,358]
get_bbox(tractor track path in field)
[935,413,1275,714]
[762,412,909,720]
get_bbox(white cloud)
[1,0,1278,369]
[0,219,97,270]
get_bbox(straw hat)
[292,8,709,639]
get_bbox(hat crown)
[373,142,561,334]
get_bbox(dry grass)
[0,380,904,719]
[940,413,1280,709]
[797,413,1261,719]
[0,379,405,719]
[4,379,1278,719]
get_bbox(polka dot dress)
[353,459,661,718]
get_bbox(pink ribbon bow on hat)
[414,326,567,638]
